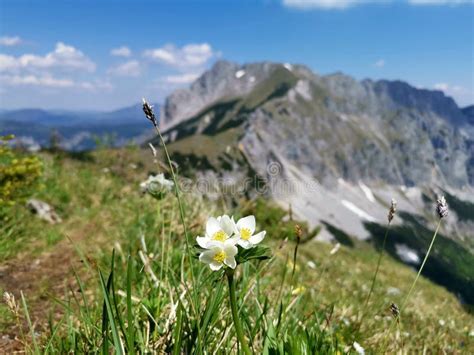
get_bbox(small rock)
[26,199,62,224]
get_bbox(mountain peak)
[156,59,473,189]
[161,60,289,128]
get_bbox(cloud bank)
[111,46,132,57]
[107,60,141,77]
[0,42,96,73]
[144,43,216,69]
[283,0,472,9]
[0,36,22,46]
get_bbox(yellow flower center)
[240,228,251,240]
[213,251,226,263]
[212,230,227,241]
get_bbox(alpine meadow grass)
[1,108,473,354]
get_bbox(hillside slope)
[150,60,474,303]
[0,149,473,353]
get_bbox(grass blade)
[126,255,135,355]
[99,270,124,355]
[20,291,40,354]
[172,301,184,355]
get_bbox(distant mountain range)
[150,60,474,303]
[158,60,474,188]
[0,104,156,150]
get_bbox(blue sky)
[0,0,473,110]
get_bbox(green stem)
[150,123,202,349]
[399,219,441,313]
[381,219,442,353]
[226,270,252,355]
[364,222,391,309]
[354,222,391,336]
[151,125,196,285]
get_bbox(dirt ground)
[0,224,95,353]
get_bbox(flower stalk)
[381,196,447,352]
[142,99,196,278]
[398,219,441,315]
[361,199,396,321]
[364,222,391,309]
[397,196,447,320]
[142,98,202,344]
[226,269,252,355]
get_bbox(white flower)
[199,239,238,271]
[140,174,174,196]
[353,341,365,355]
[233,215,266,249]
[196,215,236,249]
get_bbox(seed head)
[295,224,303,242]
[389,302,400,320]
[388,198,397,223]
[142,98,157,127]
[436,195,448,219]
[3,292,19,316]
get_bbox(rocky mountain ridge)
[159,60,474,188]
[151,60,474,303]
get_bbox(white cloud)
[282,0,472,9]
[0,73,112,91]
[0,74,75,88]
[107,60,141,77]
[0,42,115,95]
[374,59,385,67]
[0,54,18,72]
[0,42,96,73]
[163,73,200,84]
[434,83,473,106]
[80,80,113,91]
[434,82,467,95]
[144,43,216,68]
[282,0,382,9]
[0,36,22,46]
[434,82,450,91]
[110,46,132,57]
[408,0,472,5]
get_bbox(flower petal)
[225,256,237,269]
[226,237,240,246]
[249,231,266,245]
[231,216,239,234]
[206,240,225,249]
[237,239,252,249]
[237,215,255,234]
[209,262,223,271]
[206,217,220,237]
[199,250,216,264]
[220,215,235,236]
[196,236,211,249]
[223,243,238,257]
